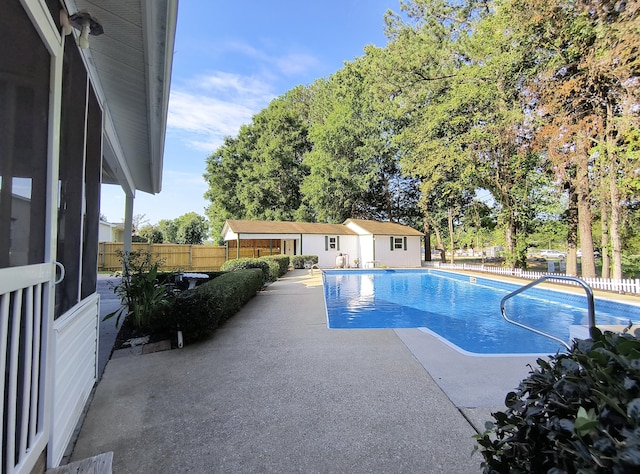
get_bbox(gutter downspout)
[123,192,134,254]
[372,235,376,261]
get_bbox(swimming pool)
[322,269,640,355]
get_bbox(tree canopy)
[201,0,639,275]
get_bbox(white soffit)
[65,0,178,195]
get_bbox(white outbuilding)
[221,219,424,269]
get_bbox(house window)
[390,237,407,251]
[325,236,340,251]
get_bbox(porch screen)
[0,2,50,268]
[55,35,102,317]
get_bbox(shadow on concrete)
[97,275,122,379]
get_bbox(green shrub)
[166,268,264,343]
[262,259,280,282]
[622,254,640,278]
[476,328,640,473]
[260,255,290,277]
[104,250,172,330]
[291,255,318,269]
[220,258,270,280]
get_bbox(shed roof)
[344,219,424,236]
[223,220,358,236]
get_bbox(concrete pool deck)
[71,269,548,473]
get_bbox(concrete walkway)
[72,270,533,473]
[97,276,122,379]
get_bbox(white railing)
[431,262,640,295]
[1,264,51,474]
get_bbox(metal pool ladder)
[500,276,596,350]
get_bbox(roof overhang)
[65,0,178,195]
[221,220,360,241]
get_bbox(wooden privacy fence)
[98,242,281,272]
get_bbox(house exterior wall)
[221,220,423,268]
[98,222,125,242]
[374,235,422,268]
[51,295,100,466]
[99,222,115,242]
[300,234,359,268]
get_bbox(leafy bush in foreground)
[476,329,640,473]
[104,250,171,329]
[167,268,264,343]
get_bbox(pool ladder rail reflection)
[500,276,596,351]
[309,263,323,275]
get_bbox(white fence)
[431,262,640,295]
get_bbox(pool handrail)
[309,263,323,275]
[500,275,596,351]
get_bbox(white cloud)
[168,90,255,135]
[166,41,321,153]
[162,169,208,189]
[193,72,273,101]
[276,53,320,76]
[167,71,277,151]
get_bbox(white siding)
[98,222,114,242]
[50,295,99,466]
[374,236,422,268]
[300,234,359,268]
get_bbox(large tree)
[174,212,208,245]
[301,56,419,224]
[203,87,313,239]
[508,0,640,277]
[375,0,545,268]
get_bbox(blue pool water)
[322,269,640,355]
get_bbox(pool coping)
[323,267,640,433]
[431,267,640,307]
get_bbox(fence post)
[190,245,193,270]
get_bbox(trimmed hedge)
[167,268,264,343]
[262,259,281,282]
[291,255,318,269]
[220,258,270,281]
[260,255,290,277]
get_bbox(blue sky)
[100,0,399,225]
